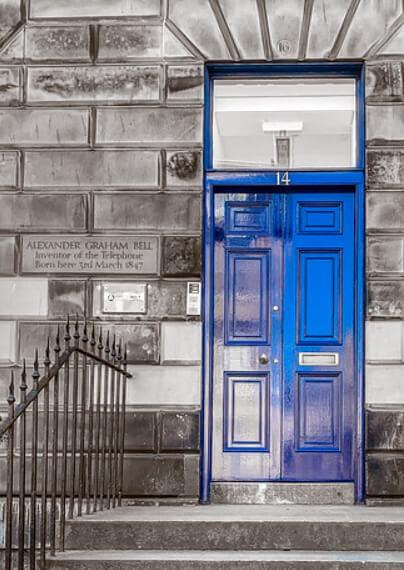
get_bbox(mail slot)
[298,352,339,366]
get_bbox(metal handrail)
[0,316,131,569]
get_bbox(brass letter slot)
[298,352,339,366]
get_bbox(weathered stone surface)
[307,0,350,58]
[367,237,404,274]
[30,0,160,18]
[366,364,404,404]
[48,280,86,318]
[24,150,159,188]
[166,151,202,188]
[147,282,187,319]
[163,26,195,59]
[160,411,199,452]
[162,236,201,276]
[367,408,404,450]
[0,109,89,145]
[0,66,20,106]
[367,192,404,230]
[366,321,402,362]
[27,65,160,103]
[0,194,87,232]
[161,322,201,363]
[125,411,157,452]
[0,278,48,317]
[219,0,264,59]
[94,193,201,232]
[96,107,202,144]
[367,453,404,496]
[122,455,192,496]
[367,105,404,144]
[0,151,18,188]
[265,0,303,59]
[167,65,203,100]
[366,62,403,102]
[0,29,24,62]
[98,25,162,59]
[368,150,404,187]
[0,236,16,275]
[340,0,401,58]
[26,26,91,61]
[0,321,16,363]
[109,323,160,364]
[380,25,404,56]
[368,281,404,318]
[0,0,20,44]
[126,365,201,405]
[169,0,229,59]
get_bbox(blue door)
[212,189,355,482]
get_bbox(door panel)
[283,192,355,481]
[212,189,355,483]
[212,193,282,480]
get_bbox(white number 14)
[276,172,291,186]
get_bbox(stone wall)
[0,0,404,501]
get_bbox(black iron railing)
[0,316,131,569]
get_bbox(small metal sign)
[186,282,201,316]
[102,283,147,314]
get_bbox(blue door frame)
[201,63,366,504]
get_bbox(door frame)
[201,62,366,504]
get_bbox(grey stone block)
[266,0,303,59]
[368,281,404,318]
[367,105,404,144]
[367,150,404,187]
[108,323,160,364]
[147,282,187,318]
[48,280,86,318]
[218,0,264,59]
[125,411,157,452]
[18,321,61,362]
[367,408,404,451]
[366,62,403,101]
[340,1,401,58]
[162,236,202,277]
[367,237,404,274]
[27,65,160,103]
[0,109,89,145]
[30,0,160,18]
[26,26,91,61]
[96,107,203,144]
[94,193,201,232]
[165,150,202,188]
[307,0,350,58]
[122,454,190,496]
[98,25,162,60]
[167,65,203,100]
[169,0,229,59]
[0,151,18,188]
[0,193,87,232]
[24,150,159,188]
[0,1,21,44]
[367,192,404,230]
[160,411,199,452]
[0,29,24,63]
[0,66,21,106]
[367,453,404,496]
[0,236,16,275]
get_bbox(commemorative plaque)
[22,235,159,275]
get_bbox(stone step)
[46,550,404,569]
[64,505,404,552]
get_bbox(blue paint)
[200,62,365,504]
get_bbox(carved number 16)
[276,171,291,186]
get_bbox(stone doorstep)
[46,550,404,569]
[63,505,404,552]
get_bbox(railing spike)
[33,348,40,387]
[74,314,80,343]
[44,335,51,369]
[20,359,27,396]
[65,314,71,345]
[117,339,122,362]
[55,325,61,353]
[98,327,103,351]
[90,322,96,347]
[111,334,117,359]
[82,321,88,344]
[8,371,15,406]
[105,330,110,355]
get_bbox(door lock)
[259,353,269,365]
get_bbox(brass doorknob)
[259,353,269,365]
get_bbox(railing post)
[50,327,61,556]
[68,317,81,519]
[113,340,122,508]
[5,372,15,570]
[86,324,96,514]
[93,328,103,511]
[107,335,116,509]
[118,344,128,507]
[78,322,88,517]
[30,350,40,569]
[100,331,110,510]
[18,362,27,570]
[40,338,51,567]
[59,316,71,551]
